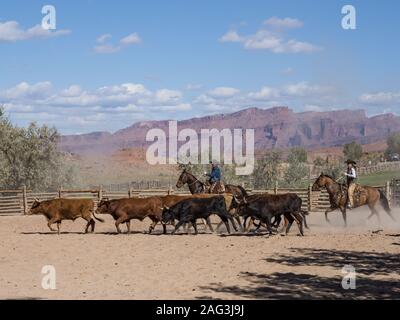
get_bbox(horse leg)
[341,208,347,227]
[324,207,335,224]
[367,204,381,226]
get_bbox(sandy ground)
[0,208,399,300]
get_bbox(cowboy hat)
[345,159,357,165]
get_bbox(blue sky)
[0,0,399,134]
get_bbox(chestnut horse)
[312,173,394,226]
[176,169,248,198]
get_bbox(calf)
[96,197,164,234]
[235,193,304,236]
[26,198,103,234]
[162,196,237,235]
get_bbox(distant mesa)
[59,107,400,155]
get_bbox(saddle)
[207,181,226,194]
[337,183,366,208]
[352,184,367,207]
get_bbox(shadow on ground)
[199,248,400,299]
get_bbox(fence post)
[386,180,391,208]
[22,185,28,215]
[308,184,313,212]
[98,185,103,201]
[58,186,63,198]
[274,181,278,195]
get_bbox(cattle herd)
[26,192,308,236]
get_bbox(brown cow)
[96,197,164,234]
[26,198,104,234]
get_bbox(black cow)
[235,193,305,236]
[162,196,238,235]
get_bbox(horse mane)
[322,174,335,180]
[182,170,204,186]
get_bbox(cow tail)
[92,211,105,223]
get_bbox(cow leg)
[148,219,158,234]
[228,215,238,232]
[265,216,275,235]
[115,216,126,233]
[126,220,131,234]
[206,217,214,233]
[85,218,95,233]
[302,213,309,229]
[235,216,244,232]
[56,222,61,235]
[191,220,198,235]
[171,220,185,235]
[218,215,231,234]
[291,212,304,236]
[243,216,253,232]
[47,217,58,232]
[284,213,294,235]
[162,223,167,234]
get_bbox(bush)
[0,107,79,191]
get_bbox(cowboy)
[206,160,222,193]
[344,159,357,209]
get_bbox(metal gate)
[391,179,400,207]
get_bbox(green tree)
[284,148,309,187]
[0,107,79,191]
[287,147,308,163]
[385,133,400,158]
[252,151,281,189]
[343,141,363,161]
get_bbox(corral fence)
[0,181,395,216]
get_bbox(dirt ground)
[0,208,399,300]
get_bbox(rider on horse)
[344,159,357,209]
[206,160,223,193]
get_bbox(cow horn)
[34,197,40,202]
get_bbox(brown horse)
[312,173,394,226]
[176,169,248,198]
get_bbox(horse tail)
[378,190,395,220]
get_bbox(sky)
[0,0,399,134]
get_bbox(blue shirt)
[210,166,221,181]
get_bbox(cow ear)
[320,172,324,176]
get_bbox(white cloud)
[60,85,83,97]
[263,17,303,29]
[208,87,240,98]
[94,44,121,54]
[155,89,182,103]
[0,21,70,42]
[248,86,280,100]
[359,91,400,104]
[96,33,112,43]
[94,32,142,54]
[120,32,141,45]
[219,31,242,43]
[220,17,321,54]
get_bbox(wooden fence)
[0,182,394,216]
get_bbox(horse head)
[312,172,326,191]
